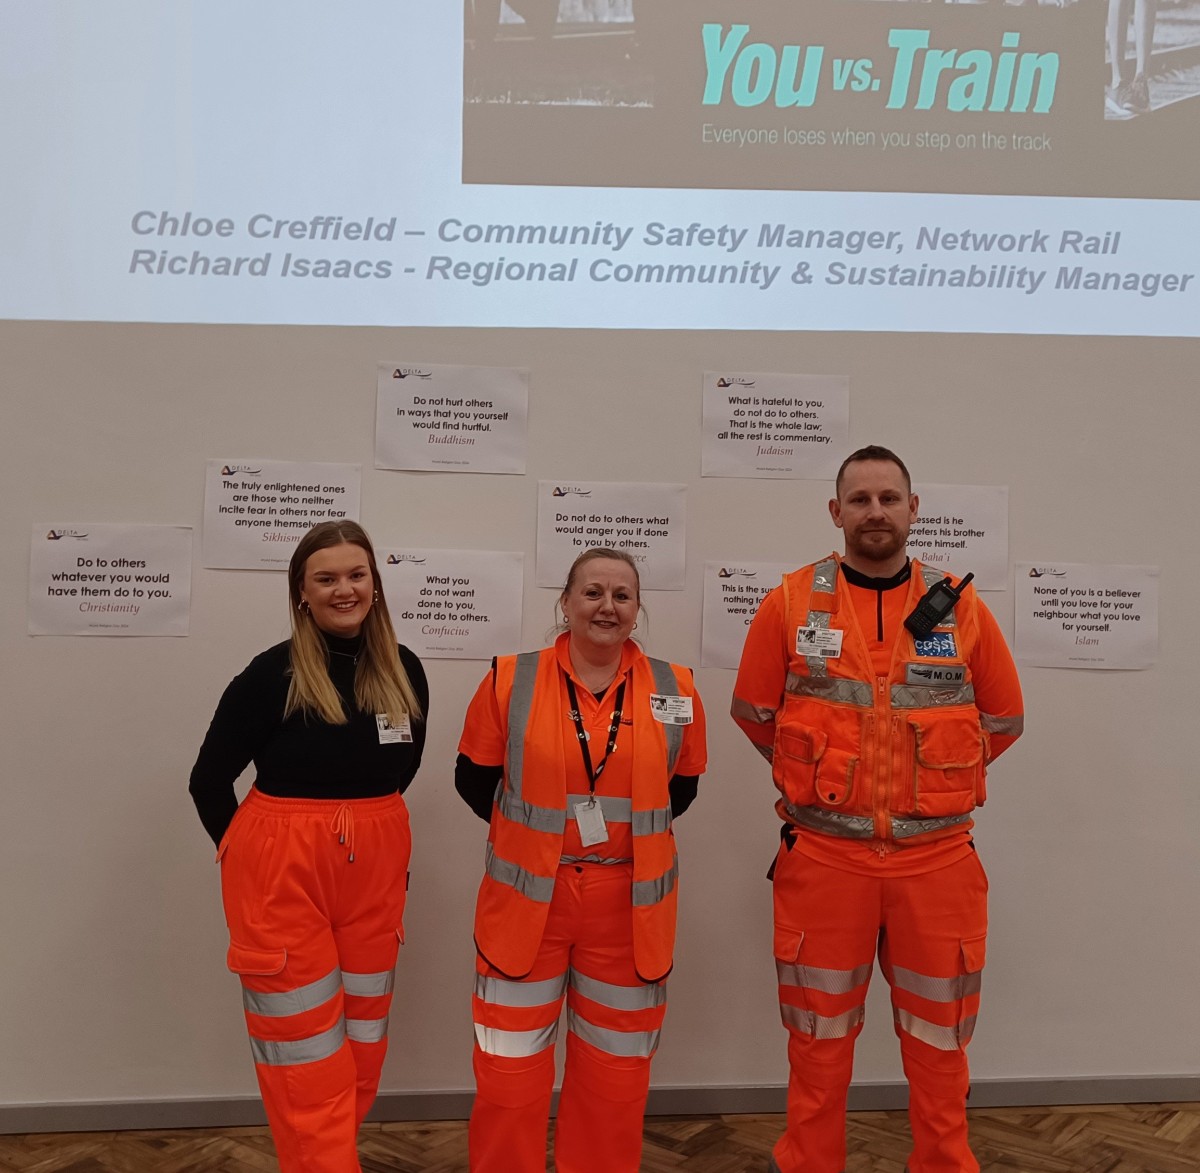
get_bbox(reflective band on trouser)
[475,1021,560,1058]
[250,1018,347,1067]
[779,1002,865,1041]
[891,961,983,1051]
[342,968,395,998]
[570,969,667,1011]
[476,972,568,1009]
[777,959,872,997]
[473,971,567,1058]
[242,967,341,1018]
[566,1008,660,1058]
[346,1016,389,1044]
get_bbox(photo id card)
[796,627,844,658]
[573,799,609,847]
[376,713,414,744]
[649,694,694,725]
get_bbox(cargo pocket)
[772,724,826,807]
[956,934,986,1048]
[773,925,807,1026]
[226,943,287,978]
[911,717,985,816]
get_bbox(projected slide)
[1,0,1198,335]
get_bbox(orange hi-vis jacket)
[745,555,1012,846]
[475,640,693,982]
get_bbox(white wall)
[2,321,1196,1107]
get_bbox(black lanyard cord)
[564,675,626,799]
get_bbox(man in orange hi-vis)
[732,446,1023,1173]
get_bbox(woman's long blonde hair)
[285,521,423,726]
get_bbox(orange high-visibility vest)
[772,555,990,844]
[474,644,689,981]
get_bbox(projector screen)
[1,0,1197,334]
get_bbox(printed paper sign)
[378,547,523,660]
[910,484,1009,591]
[702,371,848,480]
[376,362,528,473]
[29,523,192,636]
[536,482,686,591]
[202,460,361,570]
[1015,562,1158,670]
[701,560,794,669]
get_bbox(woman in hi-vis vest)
[456,546,707,1173]
[189,521,427,1173]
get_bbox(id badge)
[796,627,844,658]
[649,694,694,725]
[573,799,609,847]
[376,713,413,744]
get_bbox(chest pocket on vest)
[773,722,857,809]
[909,716,986,816]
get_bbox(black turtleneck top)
[839,559,913,642]
[188,633,428,846]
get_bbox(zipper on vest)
[874,675,892,844]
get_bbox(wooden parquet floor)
[1,1104,1197,1172]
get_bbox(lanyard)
[564,674,626,799]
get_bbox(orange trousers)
[219,789,410,1173]
[470,863,668,1173]
[770,843,988,1173]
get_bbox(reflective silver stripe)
[785,804,876,839]
[647,656,684,775]
[731,696,777,725]
[559,854,633,865]
[803,557,838,677]
[570,970,667,1011]
[785,674,873,707]
[474,972,567,1009]
[780,1001,864,1040]
[346,1016,389,1044]
[753,743,775,763]
[474,1021,559,1058]
[892,812,972,839]
[812,558,837,595]
[786,803,972,840]
[595,796,633,825]
[632,806,671,836]
[802,609,830,677]
[919,565,957,628]
[777,960,872,996]
[249,1018,345,1067]
[241,967,341,1019]
[497,788,568,834]
[566,1008,660,1058]
[891,682,976,708]
[505,651,542,805]
[980,712,1024,736]
[342,968,395,999]
[891,965,981,1003]
[484,843,555,903]
[632,858,677,906]
[894,1008,975,1051]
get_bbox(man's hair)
[834,445,912,497]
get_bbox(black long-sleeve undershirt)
[189,635,428,846]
